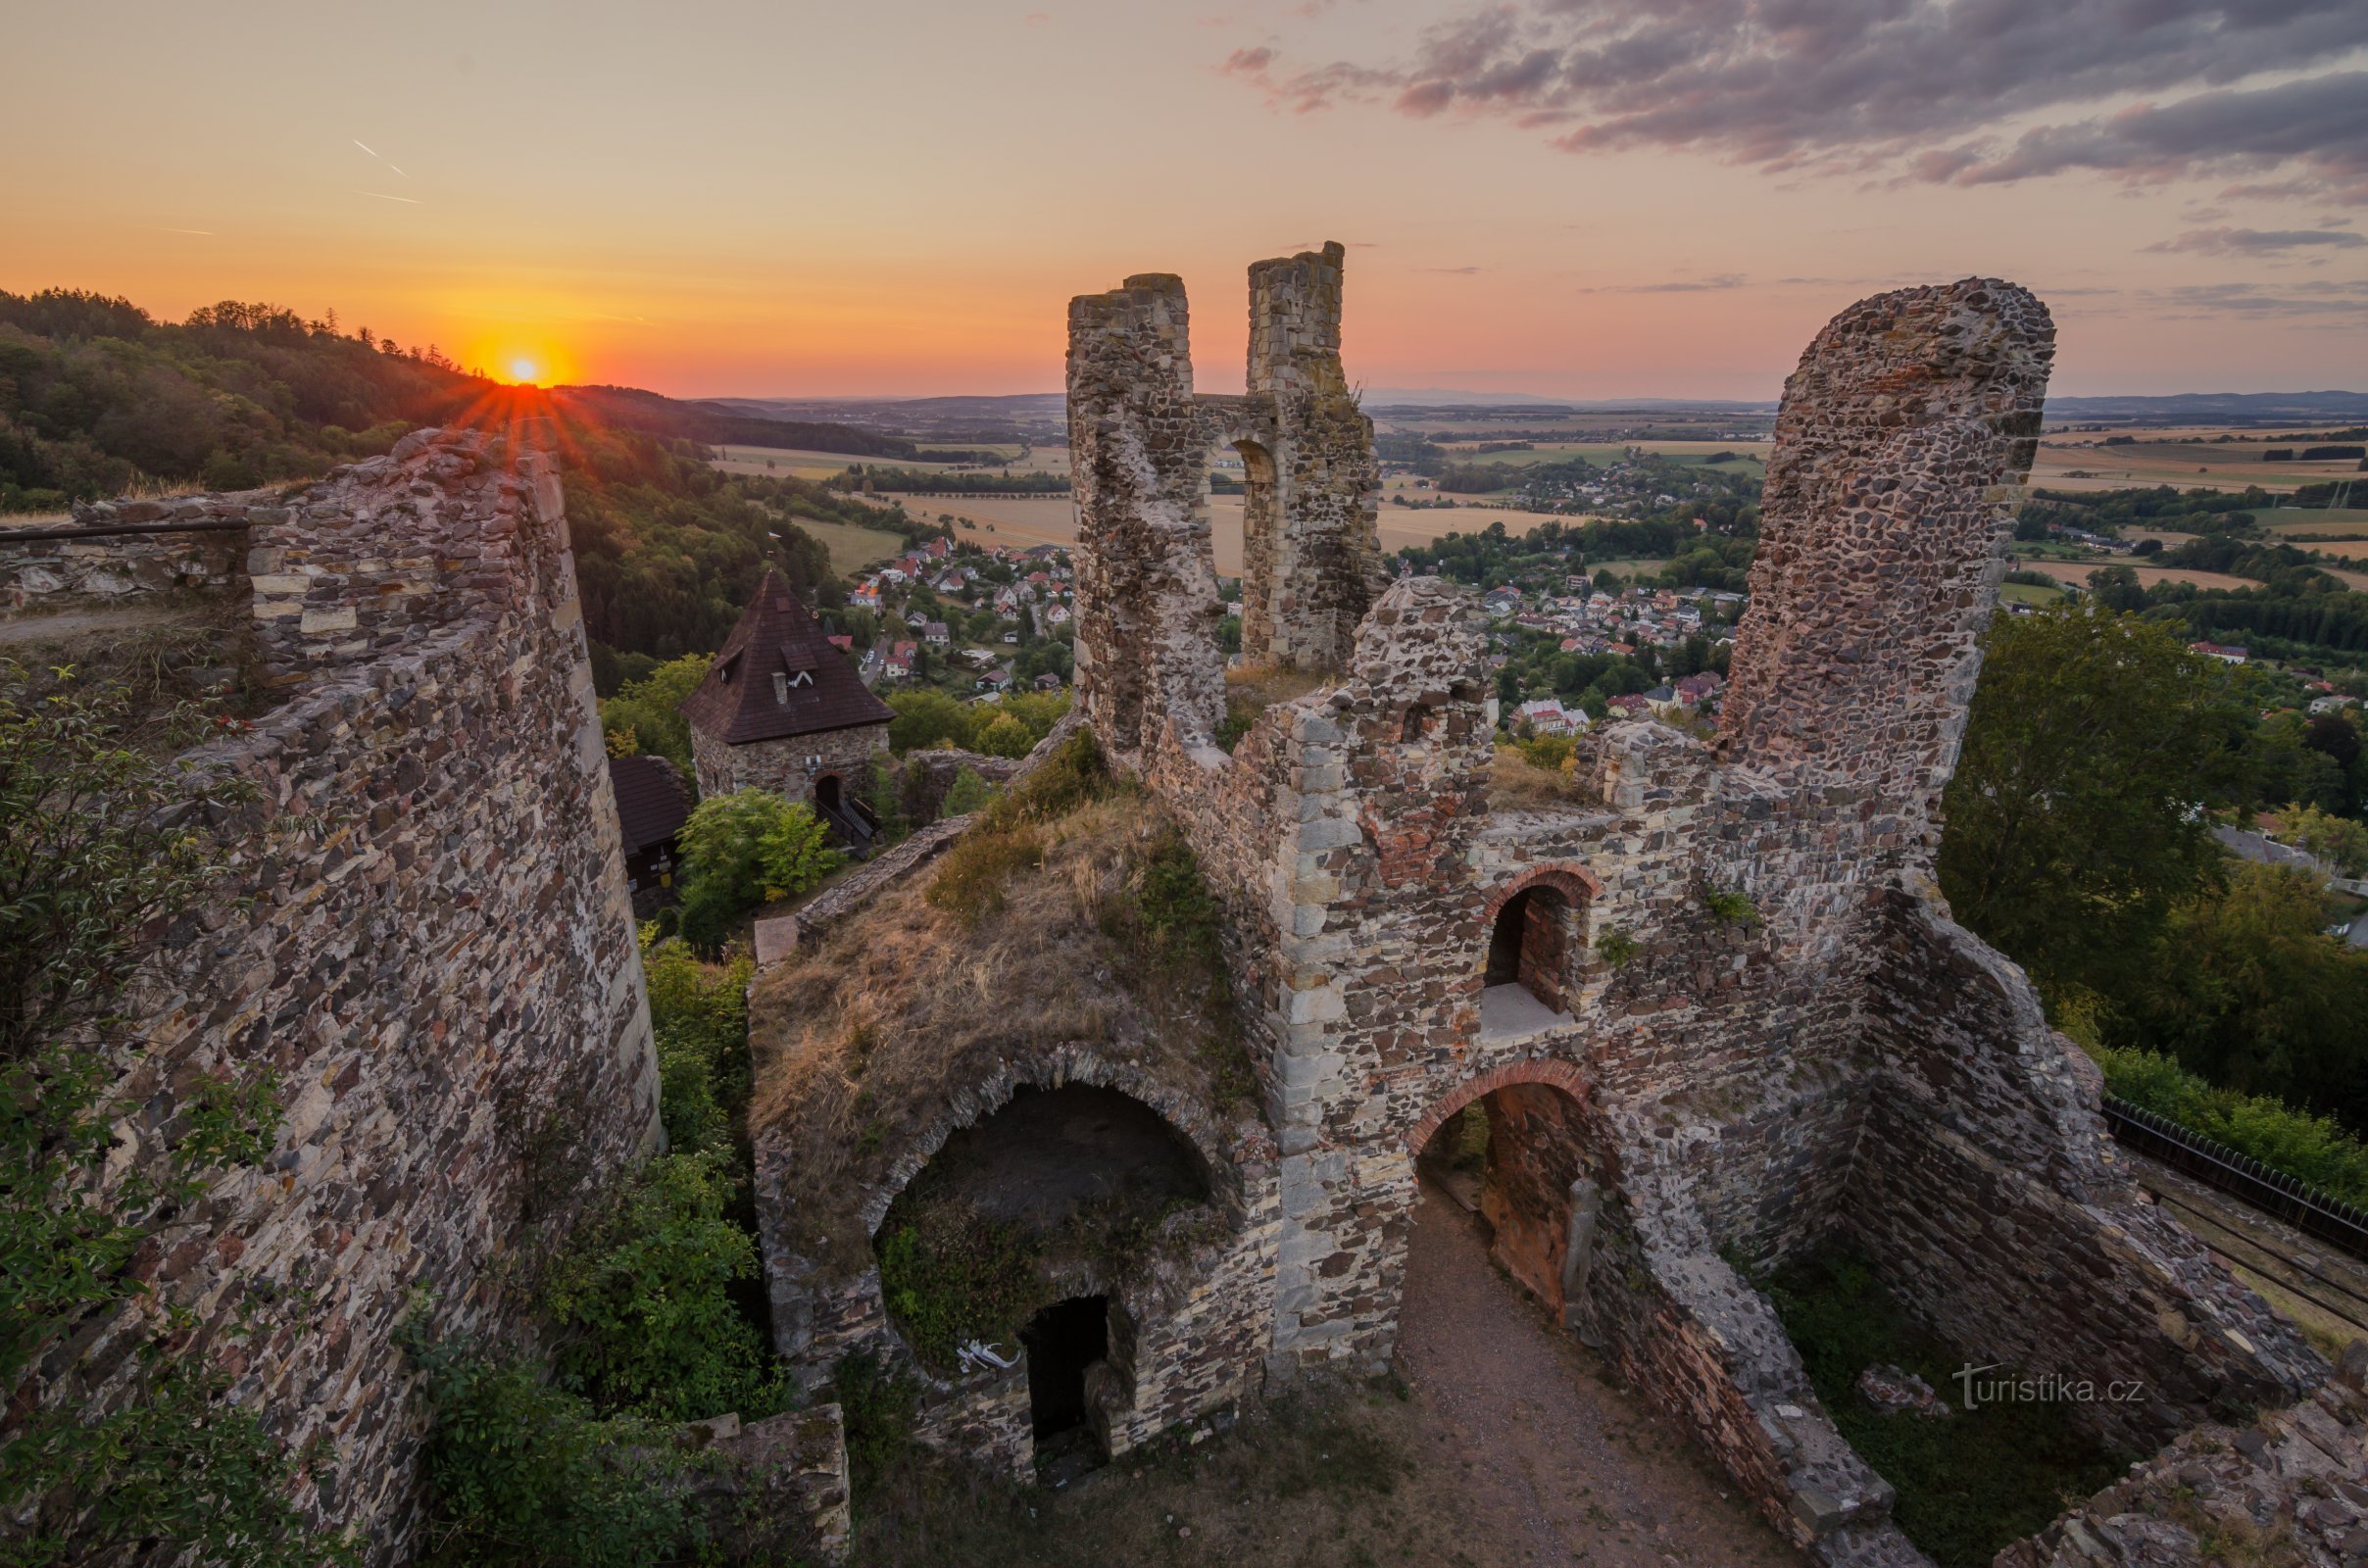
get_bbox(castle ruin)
[752,248,2339,1563]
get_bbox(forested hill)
[0,287,903,510]
[548,384,921,459]
[0,287,943,679]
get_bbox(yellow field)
[790,516,911,577]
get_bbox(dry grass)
[1488,744,1583,809]
[750,782,1251,1274]
[1217,663,1328,751]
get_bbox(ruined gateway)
[750,246,2345,1563]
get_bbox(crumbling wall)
[1719,278,2054,840]
[28,427,662,1560]
[1239,243,1383,669]
[2,507,250,610]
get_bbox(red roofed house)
[680,569,895,837]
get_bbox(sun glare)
[508,358,539,385]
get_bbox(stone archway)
[1478,866,1601,1030]
[1407,1058,1598,1317]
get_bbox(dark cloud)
[2146,226,2366,255]
[1224,2,2368,196]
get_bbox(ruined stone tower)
[1067,243,1381,769]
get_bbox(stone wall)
[23,426,663,1559]
[1,505,250,610]
[688,717,888,805]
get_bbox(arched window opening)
[1402,703,1433,743]
[1484,883,1575,1032]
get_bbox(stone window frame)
[1477,864,1603,1011]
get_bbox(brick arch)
[1480,862,1603,928]
[1405,1055,1590,1151]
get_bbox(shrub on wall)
[675,791,840,953]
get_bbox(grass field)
[2000,581,2068,606]
[793,516,912,576]
[712,443,1068,483]
[2262,509,2368,536]
[1438,439,1771,474]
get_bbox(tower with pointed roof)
[680,569,894,829]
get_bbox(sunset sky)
[6,1,2363,401]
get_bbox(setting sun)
[508,358,538,385]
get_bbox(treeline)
[2019,484,2275,536]
[0,287,487,507]
[825,464,1068,495]
[1400,514,1747,584]
[549,384,916,459]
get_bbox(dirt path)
[1396,1178,1801,1566]
[0,601,211,646]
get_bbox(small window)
[1402,704,1433,743]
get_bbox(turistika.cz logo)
[1954,1363,2146,1409]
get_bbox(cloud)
[1223,2,2368,196]
[2146,226,2367,255]
[1421,265,1482,274]
[2144,279,2368,318]
[1585,273,1750,293]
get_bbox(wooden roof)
[680,569,894,746]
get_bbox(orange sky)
[4,2,2362,400]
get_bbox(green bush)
[2099,1047,2368,1207]
[674,791,840,952]
[597,654,711,770]
[402,1321,713,1568]
[940,766,997,816]
[640,932,752,1160]
[539,1152,789,1425]
[875,1198,1044,1372]
[1702,887,1758,925]
[1515,732,1575,771]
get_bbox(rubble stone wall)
[1,508,250,610]
[25,427,662,1560]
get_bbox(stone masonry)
[12,424,664,1561]
[1054,256,2330,1563]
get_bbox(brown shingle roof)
[680,569,894,746]
[608,755,692,854]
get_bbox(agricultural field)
[1431,439,1771,474]
[2262,509,2368,537]
[792,516,912,577]
[2030,434,2362,495]
[2000,580,2069,606]
[711,442,1068,482]
[2019,561,2257,592]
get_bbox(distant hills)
[2041,391,2368,428]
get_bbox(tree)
[597,653,711,772]
[673,791,839,952]
[2280,804,2368,877]
[886,689,973,754]
[2112,862,2368,1130]
[2086,564,2147,613]
[1939,604,2249,1012]
[977,712,1033,759]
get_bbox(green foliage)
[598,654,711,770]
[875,1199,1044,1373]
[1764,1251,2124,1568]
[827,1352,920,1502]
[1940,604,2246,1011]
[0,666,345,1564]
[1594,927,1642,968]
[1701,887,1758,925]
[640,932,753,1160]
[401,1320,714,1568]
[674,792,840,953]
[940,766,997,816]
[2106,862,2368,1129]
[539,1152,788,1424]
[1514,732,1576,771]
[2282,803,2368,876]
[2099,1047,2368,1208]
[886,688,1068,758]
[975,711,1033,758]
[1134,829,1224,968]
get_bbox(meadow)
[2030,435,2361,494]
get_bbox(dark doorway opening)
[1022,1295,1109,1441]
[1486,884,1573,1011]
[814,773,842,812]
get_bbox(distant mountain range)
[2041,391,2368,427]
